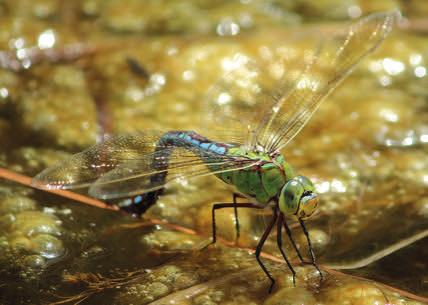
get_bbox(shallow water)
[0,1,427,304]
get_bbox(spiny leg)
[283,218,305,264]
[277,213,297,286]
[298,218,323,283]
[210,202,262,245]
[255,208,278,293]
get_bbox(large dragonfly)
[33,11,398,292]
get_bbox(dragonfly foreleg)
[255,207,278,293]
[277,213,297,286]
[283,218,305,264]
[298,218,323,284]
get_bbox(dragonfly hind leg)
[208,201,262,245]
[232,193,246,240]
[298,218,323,284]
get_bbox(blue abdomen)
[163,131,230,155]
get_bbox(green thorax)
[216,147,295,205]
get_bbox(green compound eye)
[295,175,315,192]
[279,176,318,218]
[279,179,304,215]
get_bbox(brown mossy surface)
[0,1,427,304]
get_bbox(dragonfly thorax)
[216,147,318,218]
[216,148,292,204]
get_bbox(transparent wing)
[87,147,256,199]
[201,44,318,150]
[202,55,265,147]
[256,11,400,153]
[202,11,399,153]
[32,131,258,199]
[32,131,166,190]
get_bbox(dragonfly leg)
[283,218,305,264]
[232,193,246,240]
[277,213,297,286]
[209,202,261,245]
[255,207,278,293]
[298,218,323,284]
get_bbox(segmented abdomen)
[162,131,230,155]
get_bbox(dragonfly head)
[279,175,318,219]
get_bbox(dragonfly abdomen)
[116,131,230,215]
[163,131,230,155]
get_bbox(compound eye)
[279,180,304,215]
[295,176,315,192]
[299,194,318,218]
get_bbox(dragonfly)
[32,11,398,292]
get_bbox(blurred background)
[0,1,427,304]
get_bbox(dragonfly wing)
[88,147,257,199]
[32,131,167,190]
[32,130,258,199]
[201,55,261,147]
[201,50,316,150]
[255,11,399,153]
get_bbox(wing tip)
[31,176,66,190]
[31,169,74,190]
[363,9,402,29]
[385,9,402,27]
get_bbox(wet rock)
[194,289,225,305]
[415,197,428,219]
[321,281,416,305]
[140,230,202,251]
[7,147,70,175]
[0,2,427,304]
[17,65,97,149]
[31,0,60,19]
[0,196,36,214]
[264,286,316,305]
[99,0,299,35]
[302,228,330,255]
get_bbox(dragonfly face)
[278,175,318,219]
